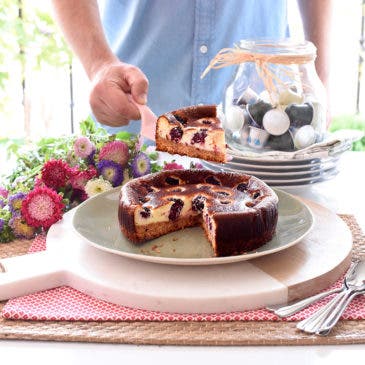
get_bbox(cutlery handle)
[296,289,349,333]
[267,286,344,317]
[0,251,66,301]
[316,290,360,336]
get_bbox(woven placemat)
[0,214,364,346]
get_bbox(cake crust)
[155,137,226,163]
[118,170,278,257]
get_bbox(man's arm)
[297,0,333,124]
[51,0,149,127]
[51,0,116,79]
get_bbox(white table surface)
[1,151,364,363]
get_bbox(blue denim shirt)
[98,0,289,134]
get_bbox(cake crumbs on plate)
[151,244,160,253]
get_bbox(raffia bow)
[201,45,316,103]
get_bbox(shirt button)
[199,45,208,54]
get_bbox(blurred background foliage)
[0,0,72,117]
[330,114,365,151]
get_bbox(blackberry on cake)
[118,169,278,257]
[155,105,227,163]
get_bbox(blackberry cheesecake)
[118,170,278,257]
[155,105,227,163]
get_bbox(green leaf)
[115,131,133,141]
[147,152,159,160]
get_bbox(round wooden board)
[251,197,353,302]
[0,197,353,313]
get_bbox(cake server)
[129,95,157,141]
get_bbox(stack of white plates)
[201,130,365,188]
[202,152,343,189]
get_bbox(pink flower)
[163,162,184,170]
[99,140,129,166]
[73,136,95,158]
[190,162,204,169]
[21,187,65,229]
[34,177,46,188]
[41,159,71,190]
[70,166,97,190]
[0,186,9,198]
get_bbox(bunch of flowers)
[0,119,161,243]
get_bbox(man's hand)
[89,61,149,127]
[51,0,150,127]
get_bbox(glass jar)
[221,39,326,152]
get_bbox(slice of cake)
[155,105,227,163]
[118,169,278,257]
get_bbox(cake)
[155,105,227,163]
[118,169,278,257]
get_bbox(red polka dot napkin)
[2,235,365,322]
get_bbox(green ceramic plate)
[72,187,314,265]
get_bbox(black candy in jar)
[247,100,273,127]
[285,102,314,128]
[267,131,295,151]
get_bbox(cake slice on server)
[155,105,227,163]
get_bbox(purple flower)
[8,192,27,214]
[97,160,124,187]
[86,148,97,166]
[0,218,4,232]
[0,199,5,209]
[131,152,151,178]
[9,215,36,239]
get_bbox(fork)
[266,260,359,318]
